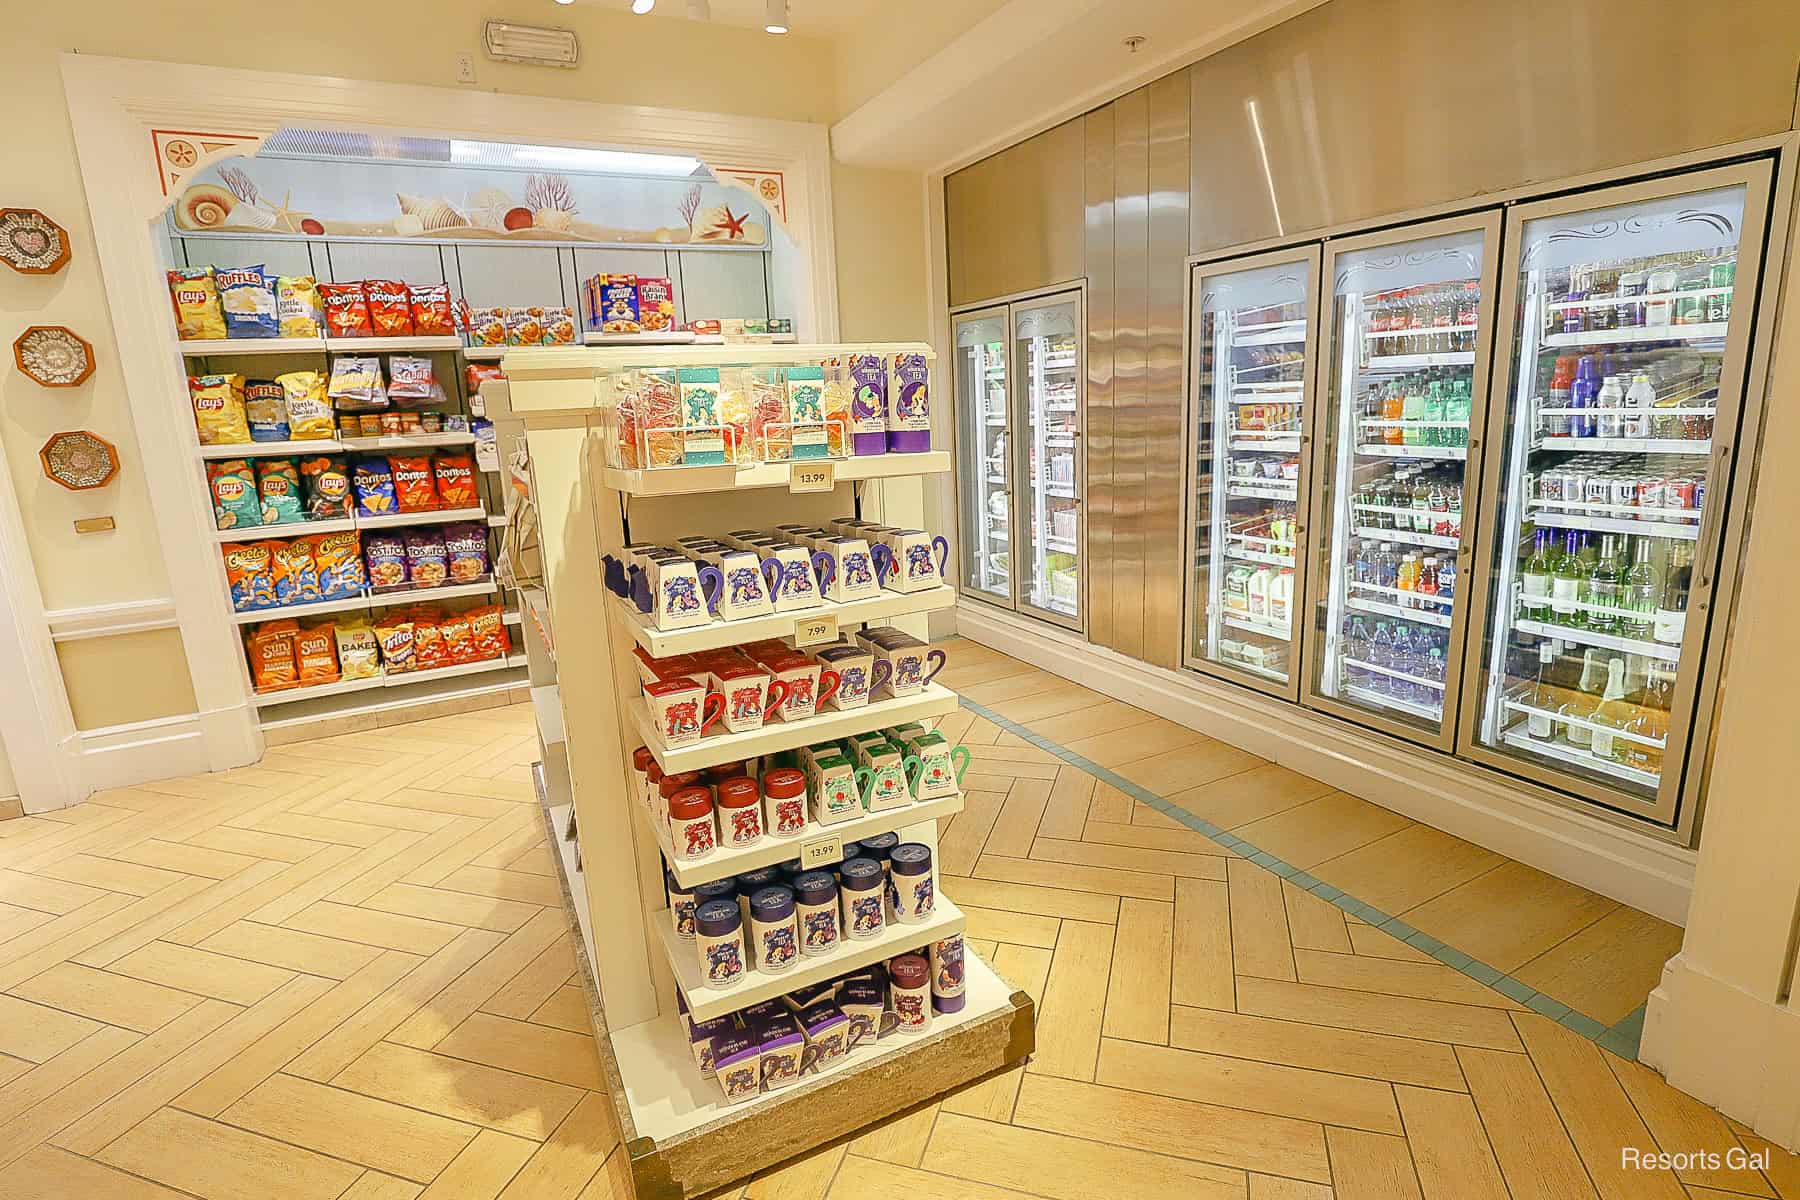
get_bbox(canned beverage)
[1537,470,1561,503]
[1640,476,1668,513]
[1609,475,1638,511]
[1667,477,1696,510]
[1692,478,1706,512]
[1583,473,1610,507]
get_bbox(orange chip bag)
[413,617,447,670]
[247,621,299,692]
[294,623,340,684]
[391,454,440,512]
[469,604,510,661]
[373,615,414,673]
[440,612,475,664]
[432,453,477,509]
[366,279,414,337]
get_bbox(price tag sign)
[793,613,839,647]
[800,834,843,871]
[789,461,836,494]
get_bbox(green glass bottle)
[1587,534,1624,634]
[1549,529,1589,629]
[1621,537,1659,640]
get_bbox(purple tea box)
[713,1031,762,1104]
[782,982,839,1011]
[797,1001,851,1070]
[760,1021,805,1091]
[687,1015,732,1076]
[837,978,884,1050]
[741,1000,786,1027]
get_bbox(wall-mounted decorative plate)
[0,208,71,274]
[39,431,120,491]
[13,325,95,387]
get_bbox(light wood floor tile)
[1171,877,1234,1011]
[1080,818,1228,855]
[977,853,1174,901]
[1099,1036,1403,1134]
[960,904,1060,949]
[1608,1057,1772,1196]
[1102,898,1173,1044]
[984,779,1052,858]
[1015,1072,1332,1184]
[956,668,1066,705]
[1170,1004,1463,1091]
[284,899,463,954]
[1236,977,1523,1051]
[1394,1085,1508,1200]
[0,993,100,1062]
[98,839,263,880]
[1231,793,1414,871]
[1063,719,1208,768]
[1031,835,1226,881]
[527,986,590,1034]
[1028,920,1114,1082]
[199,918,384,979]
[362,882,540,934]
[246,810,402,848]
[1312,824,1503,916]
[496,1091,618,1200]
[1283,882,1351,953]
[433,1012,606,1091]
[332,1040,582,1141]
[9,961,199,1033]
[1250,1175,1335,1200]
[418,1128,538,1200]
[1292,948,1528,1010]
[0,1144,193,1200]
[98,1106,363,1200]
[1729,1130,1800,1200]
[0,867,115,915]
[1346,923,1435,963]
[342,1173,425,1200]
[991,944,1053,1009]
[162,845,359,947]
[941,874,1118,924]
[481,937,575,1020]
[184,825,326,862]
[1229,857,1297,982]
[1324,1128,1421,1200]
[743,1141,843,1197]
[1036,767,1095,840]
[0,901,52,943]
[435,866,564,908]
[847,1101,936,1166]
[34,853,189,897]
[827,1155,1038,1200]
[0,1027,140,1132]
[389,908,569,1049]
[1513,905,1684,1026]
[322,799,466,834]
[1164,763,1336,830]
[987,683,1113,724]
[1402,861,1619,973]
[68,860,293,970]
[1084,781,1135,824]
[1111,740,1264,796]
[1457,1045,1599,1200]
[0,1053,29,1087]
[927,1110,1246,1200]
[223,1072,480,1182]
[941,1064,1023,1123]
[105,940,293,1006]
[937,790,1007,878]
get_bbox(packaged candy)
[467,307,507,347]
[442,522,490,584]
[405,529,449,589]
[328,356,387,412]
[749,370,789,461]
[387,356,437,404]
[319,282,373,338]
[168,267,227,340]
[276,276,324,338]
[637,370,681,467]
[256,459,306,525]
[433,453,477,509]
[473,420,499,474]
[299,455,350,519]
[505,307,544,346]
[363,532,409,591]
[636,278,674,332]
[717,368,753,463]
[599,275,641,333]
[334,617,381,680]
[542,307,577,345]
[189,374,251,445]
[223,542,278,612]
[413,617,447,671]
[352,457,397,516]
[365,279,414,337]
[207,460,260,531]
[391,454,440,512]
[247,623,299,692]
[470,604,510,660]
[440,612,476,664]
[294,623,340,684]
[217,265,280,339]
[678,368,726,465]
[373,615,415,673]
[312,530,365,599]
[271,537,322,606]
[244,381,290,442]
[276,370,333,439]
[409,283,456,336]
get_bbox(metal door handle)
[1694,444,1731,590]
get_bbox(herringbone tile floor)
[0,641,1788,1199]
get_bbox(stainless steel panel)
[1085,106,1118,650]
[1111,88,1151,661]
[946,119,1086,308]
[1145,71,1193,670]
[1187,0,1800,256]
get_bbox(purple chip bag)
[363,532,409,592]
[404,529,450,591]
[441,521,491,586]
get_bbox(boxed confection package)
[687,1015,732,1076]
[796,1001,851,1070]
[711,1031,761,1104]
[758,1015,805,1091]
[837,977,884,1050]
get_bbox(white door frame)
[59,54,842,773]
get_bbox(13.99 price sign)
[789,462,835,493]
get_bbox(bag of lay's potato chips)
[271,538,322,607]
[277,276,324,338]
[256,459,305,525]
[312,530,366,599]
[299,455,350,519]
[222,542,277,612]
[207,460,261,531]
[334,617,381,680]
[244,381,290,442]
[168,266,226,340]
[189,374,251,445]
[276,370,333,440]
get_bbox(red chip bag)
[318,282,372,338]
[390,454,440,512]
[433,453,477,509]
[413,617,448,670]
[469,605,510,661]
[440,612,475,664]
[365,279,414,337]
[409,284,456,336]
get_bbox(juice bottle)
[1397,552,1420,603]
[1545,356,1576,437]
[1269,568,1293,628]
[1383,382,1405,445]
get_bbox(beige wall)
[0,741,16,802]
[3,2,920,736]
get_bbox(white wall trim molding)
[74,712,211,795]
[955,602,1698,923]
[45,598,180,642]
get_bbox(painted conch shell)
[395,193,467,232]
[174,184,237,231]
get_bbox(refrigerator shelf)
[1226,480,1299,500]
[1347,581,1453,608]
[1365,351,1476,370]
[1354,443,1468,460]
[1353,524,1461,550]
[1499,726,1660,788]
[1363,324,1479,341]
[1540,321,1728,348]
[1526,507,1699,541]
[1544,285,1733,314]
[1233,319,1308,346]
[1512,617,1682,663]
[1346,596,1452,628]
[1044,537,1077,554]
[1501,697,1666,749]
[1533,436,1712,455]
[1225,546,1295,568]
[1229,434,1302,452]
[1220,654,1287,682]
[1344,684,1443,722]
[1222,613,1291,642]
[1343,657,1446,691]
[1232,382,1305,397]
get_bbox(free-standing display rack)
[488,342,1034,1199]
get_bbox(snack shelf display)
[491,339,1033,1197]
[249,652,527,708]
[228,579,502,625]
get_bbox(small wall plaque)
[40,431,119,491]
[73,516,116,534]
[0,208,71,274]
[14,326,95,388]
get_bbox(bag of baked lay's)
[222,542,278,612]
[189,374,251,445]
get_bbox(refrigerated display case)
[1461,163,1775,825]
[1184,248,1319,698]
[1304,214,1501,748]
[953,289,1085,631]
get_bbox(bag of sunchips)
[294,623,340,684]
[334,617,381,681]
[206,460,260,531]
[189,374,251,445]
[168,266,226,340]
[246,621,299,692]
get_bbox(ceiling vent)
[483,21,581,68]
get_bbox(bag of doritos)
[391,454,440,513]
[433,453,477,509]
[353,457,397,517]
[365,279,414,337]
[319,281,372,338]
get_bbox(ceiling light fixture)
[688,0,711,16]
[553,0,574,6]
[764,0,787,34]
[632,0,656,13]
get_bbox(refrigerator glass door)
[1185,247,1319,699]
[1013,294,1084,629]
[954,308,1013,608]
[1305,216,1500,748]
[1464,167,1770,824]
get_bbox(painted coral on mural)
[169,159,767,245]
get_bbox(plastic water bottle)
[1345,618,1370,690]
[1391,625,1416,699]
[1369,622,1393,696]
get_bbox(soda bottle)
[1622,536,1658,639]
[1422,381,1445,447]
[1412,473,1432,533]
[1439,552,1457,602]
[1457,282,1480,353]
[1570,355,1600,438]
[1447,483,1463,539]
[1596,375,1625,439]
[1429,479,1450,536]
[1708,257,1735,323]
[1545,356,1576,438]
[1432,285,1456,354]
[1449,378,1471,446]
[1645,263,1678,325]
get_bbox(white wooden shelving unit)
[490,346,1033,1199]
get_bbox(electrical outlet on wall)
[455,53,478,84]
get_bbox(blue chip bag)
[216,264,280,339]
[223,542,278,612]
[353,456,398,517]
[245,381,290,442]
[256,459,306,525]
[272,538,322,607]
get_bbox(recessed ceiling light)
[688,0,711,15]
[552,0,574,6]
[765,0,787,33]
[632,0,656,13]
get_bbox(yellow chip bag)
[277,276,325,338]
[189,373,251,445]
[333,616,382,681]
[277,370,333,440]
[168,267,227,340]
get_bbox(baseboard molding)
[45,597,180,642]
[954,602,1697,924]
[75,712,212,793]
